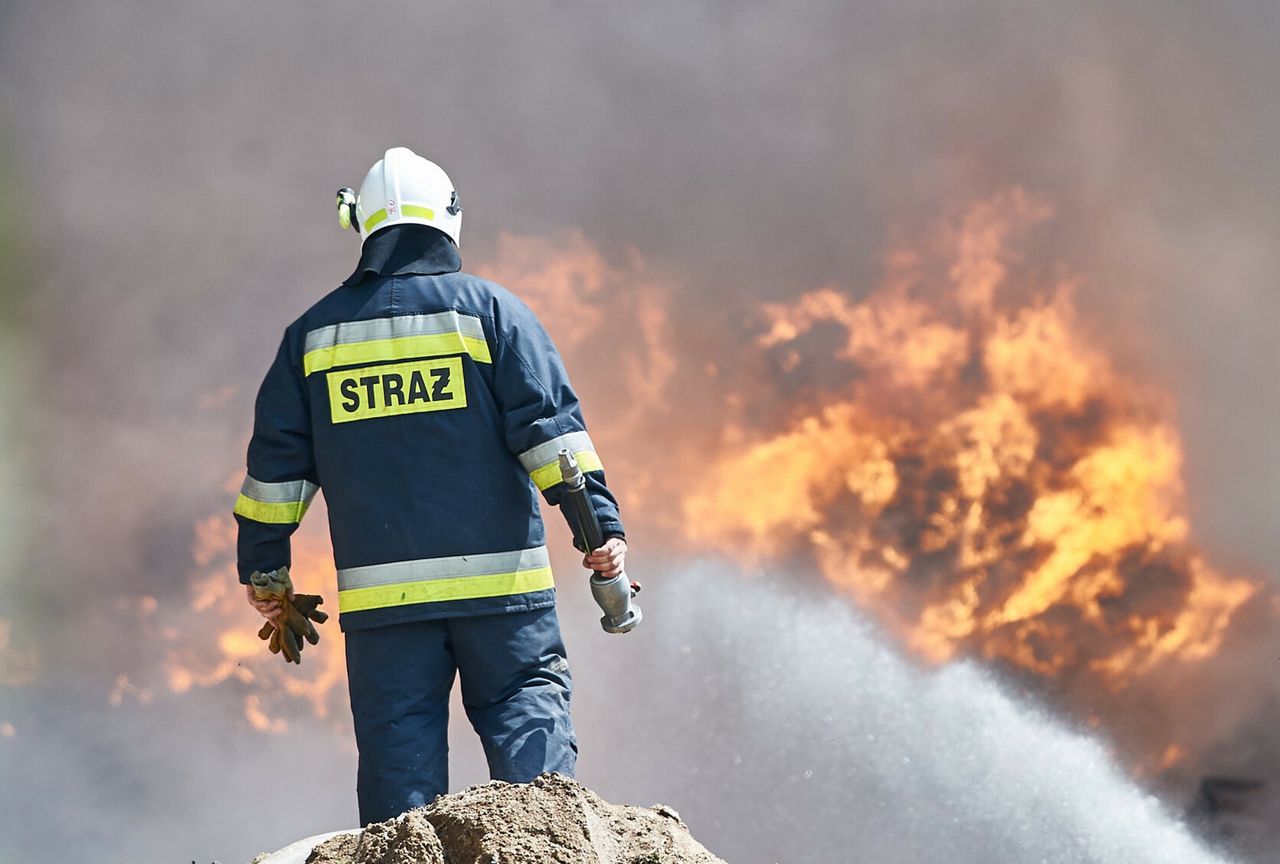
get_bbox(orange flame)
[158,505,347,733]
[685,189,1256,688]
[162,208,1254,772]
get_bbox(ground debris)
[301,773,724,864]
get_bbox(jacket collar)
[342,225,462,287]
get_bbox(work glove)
[256,594,328,663]
[250,567,328,665]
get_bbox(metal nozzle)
[558,448,643,634]
[591,572,643,634]
[558,449,585,489]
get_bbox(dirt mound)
[303,773,724,864]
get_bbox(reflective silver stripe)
[239,476,319,505]
[337,546,551,592]
[517,431,596,474]
[304,311,486,354]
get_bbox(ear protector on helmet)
[336,187,357,231]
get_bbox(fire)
[157,502,348,732]
[1158,744,1187,771]
[151,206,1253,770]
[685,189,1256,688]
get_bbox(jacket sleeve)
[234,327,320,583]
[490,295,625,548]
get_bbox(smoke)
[0,1,1277,862]
[0,561,1243,864]
[2,0,1276,562]
[587,564,1236,864]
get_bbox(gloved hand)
[249,567,328,665]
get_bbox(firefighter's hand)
[255,593,328,664]
[583,537,627,578]
[245,582,293,621]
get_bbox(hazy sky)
[0,2,1276,862]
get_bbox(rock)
[308,809,445,864]
[261,774,725,864]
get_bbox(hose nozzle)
[558,450,643,635]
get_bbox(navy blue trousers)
[344,605,576,825]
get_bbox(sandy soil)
[302,773,725,864]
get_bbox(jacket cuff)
[572,523,625,553]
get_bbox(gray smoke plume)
[0,1,1277,862]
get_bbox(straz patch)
[326,356,466,424]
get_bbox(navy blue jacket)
[234,226,624,631]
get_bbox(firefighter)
[234,147,627,825]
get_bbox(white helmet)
[337,147,462,246]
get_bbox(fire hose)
[557,450,643,634]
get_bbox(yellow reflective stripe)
[338,567,555,613]
[303,333,492,375]
[530,449,604,491]
[233,494,310,525]
[361,205,434,232]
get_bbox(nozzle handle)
[558,450,605,559]
[557,450,642,634]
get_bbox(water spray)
[558,449,643,634]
